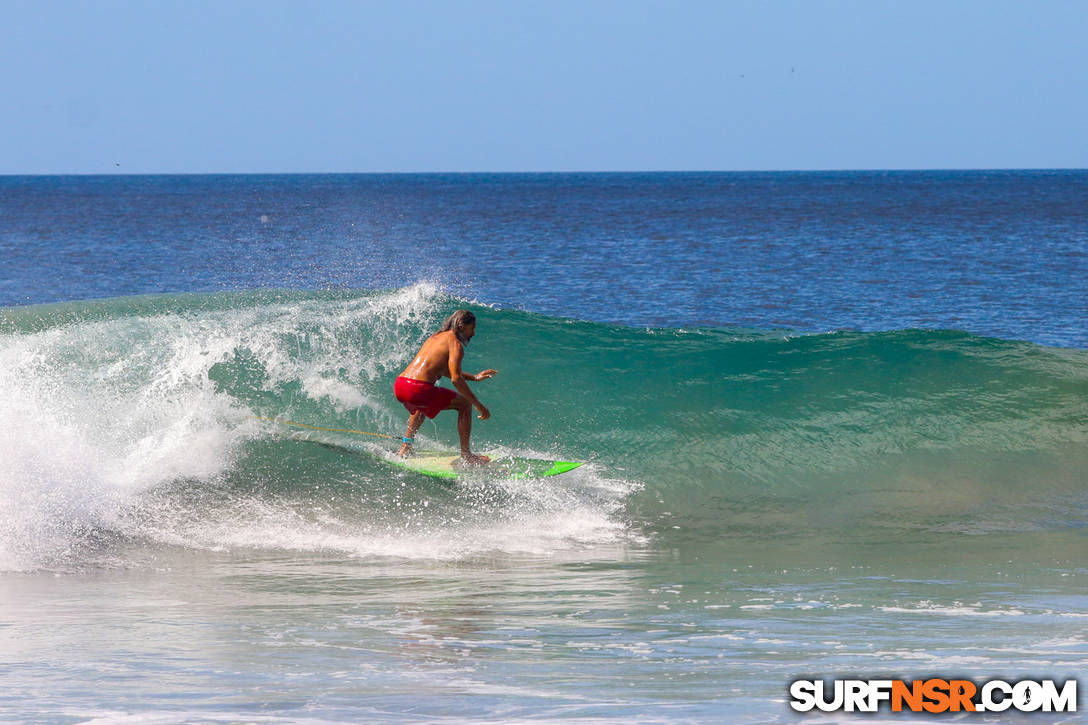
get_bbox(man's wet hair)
[439,309,476,334]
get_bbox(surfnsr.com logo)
[789,678,1078,713]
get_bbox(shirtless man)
[393,309,497,465]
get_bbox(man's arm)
[448,340,490,420]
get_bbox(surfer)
[394,309,497,465]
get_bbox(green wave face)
[469,304,1088,540]
[2,285,1086,569]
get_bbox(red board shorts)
[394,376,458,419]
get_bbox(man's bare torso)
[399,330,460,383]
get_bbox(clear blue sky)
[4,0,1086,174]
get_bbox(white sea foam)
[73,712,353,725]
[127,461,638,563]
[0,310,252,570]
[0,287,426,567]
[879,601,1027,617]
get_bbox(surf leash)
[251,415,395,440]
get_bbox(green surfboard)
[254,417,582,481]
[386,451,583,480]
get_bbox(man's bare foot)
[457,452,491,467]
[398,443,413,458]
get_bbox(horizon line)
[3,166,1087,178]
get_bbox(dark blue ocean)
[4,171,1086,346]
[1,172,1086,723]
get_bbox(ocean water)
[1,172,1086,723]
